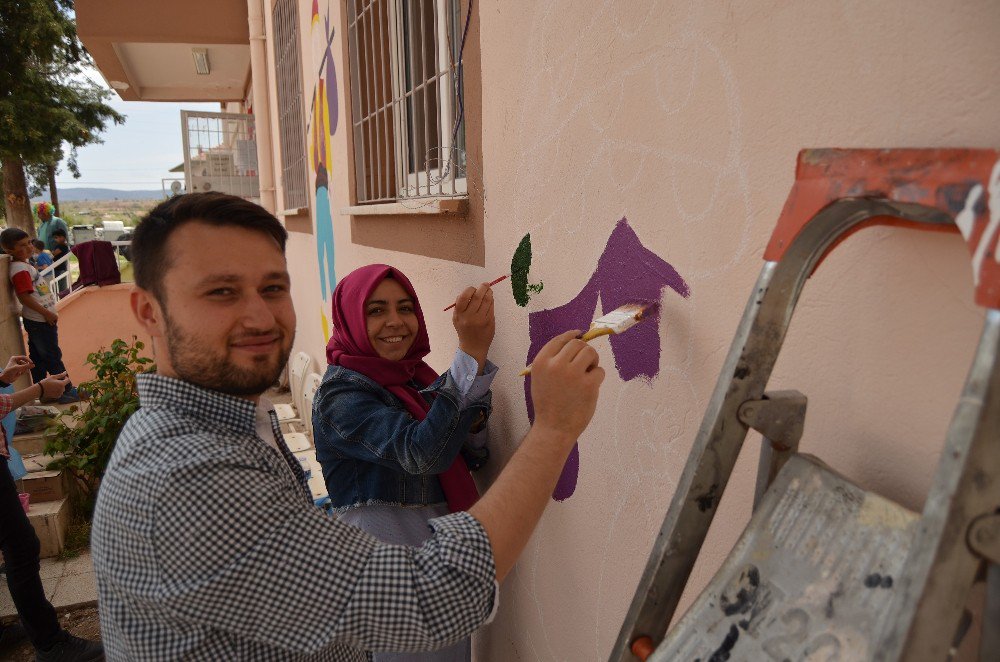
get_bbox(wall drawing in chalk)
[309,0,339,340]
[524,218,690,500]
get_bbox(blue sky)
[54,71,220,192]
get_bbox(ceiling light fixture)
[191,48,211,75]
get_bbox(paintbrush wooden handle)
[443,274,511,311]
[518,328,612,376]
[580,327,613,342]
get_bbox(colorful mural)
[524,218,690,500]
[309,0,339,340]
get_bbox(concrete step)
[27,497,72,559]
[16,451,65,474]
[11,431,46,455]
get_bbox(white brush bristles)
[591,304,647,333]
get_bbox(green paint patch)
[511,233,544,307]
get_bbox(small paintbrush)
[519,303,652,376]
[443,274,511,311]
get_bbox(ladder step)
[653,454,919,661]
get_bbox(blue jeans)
[22,319,69,384]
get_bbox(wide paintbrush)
[519,303,652,377]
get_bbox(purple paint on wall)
[525,217,690,500]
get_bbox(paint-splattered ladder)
[611,149,1000,662]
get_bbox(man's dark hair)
[51,228,67,239]
[0,228,29,251]
[132,192,288,301]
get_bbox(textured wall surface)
[284,1,1000,659]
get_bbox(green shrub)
[44,337,154,517]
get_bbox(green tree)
[0,0,124,234]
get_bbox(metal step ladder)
[610,149,1000,662]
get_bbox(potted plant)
[44,337,153,517]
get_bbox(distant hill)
[31,188,164,202]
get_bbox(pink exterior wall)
[266,1,999,658]
[56,285,152,385]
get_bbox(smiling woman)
[364,278,419,361]
[314,264,499,662]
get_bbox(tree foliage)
[0,0,124,230]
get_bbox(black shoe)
[0,623,29,651]
[35,630,104,662]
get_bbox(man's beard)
[163,314,292,397]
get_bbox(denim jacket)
[313,364,492,510]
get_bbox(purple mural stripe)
[524,217,690,501]
[524,285,601,421]
[525,284,599,501]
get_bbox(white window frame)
[347,0,468,205]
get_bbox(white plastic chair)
[274,352,312,425]
[283,373,323,452]
[293,448,328,501]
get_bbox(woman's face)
[365,277,419,360]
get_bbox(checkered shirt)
[91,374,497,661]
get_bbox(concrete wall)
[56,284,152,385]
[269,0,998,658]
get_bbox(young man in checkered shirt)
[91,192,605,660]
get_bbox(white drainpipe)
[247,0,277,215]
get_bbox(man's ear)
[131,288,166,339]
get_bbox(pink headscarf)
[326,264,479,512]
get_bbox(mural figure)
[511,233,544,306]
[524,218,690,500]
[309,0,339,339]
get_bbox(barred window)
[273,0,309,210]
[347,0,469,204]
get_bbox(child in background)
[0,228,80,404]
[49,228,69,290]
[31,240,53,271]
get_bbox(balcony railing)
[39,240,132,303]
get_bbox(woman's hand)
[452,282,495,374]
[0,355,33,384]
[39,372,70,400]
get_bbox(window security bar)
[38,240,133,303]
[347,0,468,204]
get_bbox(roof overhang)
[76,0,251,102]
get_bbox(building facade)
[78,0,998,658]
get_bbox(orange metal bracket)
[764,148,1000,309]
